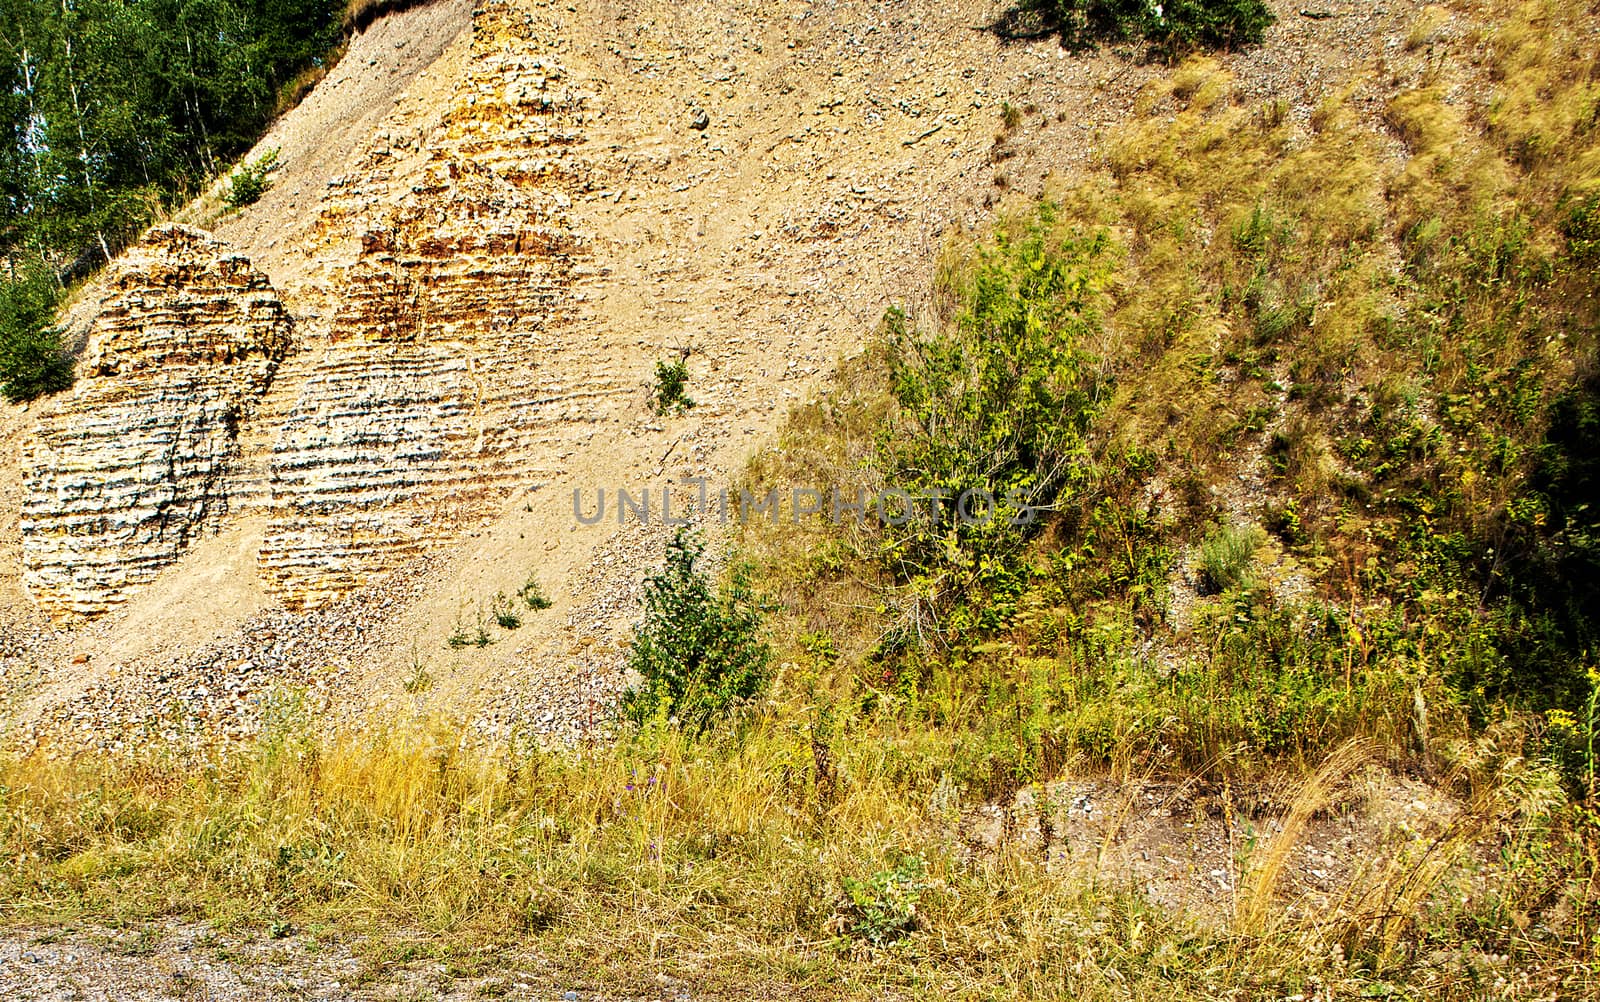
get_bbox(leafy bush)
[0,264,74,403]
[1018,0,1274,55]
[653,357,694,414]
[834,855,925,946]
[223,149,280,210]
[1016,0,1150,47]
[1157,0,1275,52]
[1488,370,1600,715]
[622,530,772,735]
[877,207,1111,606]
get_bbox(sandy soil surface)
[0,918,678,1001]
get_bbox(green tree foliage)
[622,530,773,736]
[0,0,342,260]
[0,260,72,402]
[876,207,1112,622]
[0,0,344,402]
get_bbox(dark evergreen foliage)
[1006,0,1274,56]
[0,260,71,401]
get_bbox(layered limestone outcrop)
[260,157,583,607]
[435,0,590,190]
[21,225,292,619]
[257,0,593,609]
[19,1,599,619]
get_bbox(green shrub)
[622,530,772,736]
[1487,370,1600,718]
[1020,0,1273,55]
[223,149,279,210]
[877,207,1111,605]
[653,357,693,414]
[0,326,75,403]
[1020,0,1150,48]
[518,578,553,611]
[1157,0,1275,52]
[836,855,925,946]
[0,264,74,403]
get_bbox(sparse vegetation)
[517,578,553,611]
[449,583,552,646]
[402,662,433,694]
[1197,522,1263,594]
[490,591,522,630]
[222,148,280,210]
[445,607,495,650]
[652,356,694,414]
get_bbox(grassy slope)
[751,1,1600,772]
[2,1,1598,998]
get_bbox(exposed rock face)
[21,225,292,619]
[256,0,595,610]
[436,0,589,190]
[19,1,599,619]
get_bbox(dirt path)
[0,920,648,1002]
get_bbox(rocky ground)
[0,919,699,1001]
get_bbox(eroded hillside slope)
[0,0,1430,751]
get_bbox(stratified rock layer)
[21,225,292,619]
[257,0,594,609]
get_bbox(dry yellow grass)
[342,0,443,33]
[1,710,1592,998]
[1235,739,1373,936]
